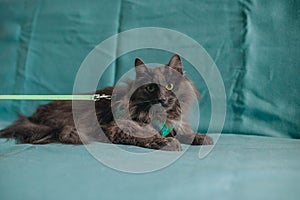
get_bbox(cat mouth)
[159,102,168,107]
[155,99,168,107]
[131,99,168,107]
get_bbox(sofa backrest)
[0,0,299,138]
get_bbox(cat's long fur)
[0,55,213,151]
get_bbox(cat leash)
[0,94,111,101]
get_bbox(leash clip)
[93,94,111,101]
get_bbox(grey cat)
[0,54,213,151]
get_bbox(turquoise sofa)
[0,0,299,199]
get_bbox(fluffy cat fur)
[0,54,213,151]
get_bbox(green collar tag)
[152,120,174,137]
[160,124,175,137]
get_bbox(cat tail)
[0,115,54,144]
[0,114,26,139]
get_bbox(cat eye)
[146,84,156,93]
[165,83,174,91]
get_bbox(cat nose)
[158,97,167,104]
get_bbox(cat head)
[129,54,199,120]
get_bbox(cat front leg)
[174,121,213,145]
[143,135,182,151]
[192,134,213,145]
[176,132,213,145]
[106,120,182,151]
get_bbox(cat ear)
[168,54,183,74]
[135,58,147,75]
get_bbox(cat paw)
[146,137,182,151]
[192,134,214,145]
[160,137,182,151]
[59,126,82,144]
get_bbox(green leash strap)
[0,94,111,101]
